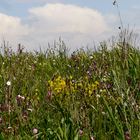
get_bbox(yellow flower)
[70,75,73,80]
[94,81,99,86]
[48,76,66,94]
[48,80,54,87]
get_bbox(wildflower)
[16,95,25,106]
[48,76,66,94]
[102,112,106,115]
[94,81,99,86]
[70,75,73,79]
[79,129,83,136]
[100,89,106,93]
[6,81,11,86]
[7,126,12,130]
[21,96,25,100]
[46,91,52,101]
[96,94,101,98]
[17,95,25,100]
[107,83,112,89]
[90,136,95,140]
[121,94,124,98]
[89,55,93,59]
[27,108,33,112]
[124,131,131,140]
[87,70,91,75]
[67,64,72,68]
[33,128,38,134]
[48,91,51,96]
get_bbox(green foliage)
[0,35,140,139]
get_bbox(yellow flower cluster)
[48,76,66,93]
[48,75,100,96]
[85,81,99,96]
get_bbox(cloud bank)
[0,3,115,51]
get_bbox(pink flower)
[46,91,52,101]
[90,136,95,140]
[79,129,83,136]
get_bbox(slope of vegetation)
[0,34,140,139]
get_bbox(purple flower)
[47,91,52,100]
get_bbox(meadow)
[0,31,140,140]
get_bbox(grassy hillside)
[0,34,140,139]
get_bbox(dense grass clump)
[0,36,140,139]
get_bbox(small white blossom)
[121,94,124,98]
[90,136,95,140]
[6,81,11,86]
[7,126,12,129]
[96,94,101,98]
[90,56,93,59]
[33,128,38,134]
[27,108,33,112]
[21,96,25,100]
[102,112,106,115]
[17,95,21,98]
[17,95,25,100]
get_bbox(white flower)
[33,128,38,134]
[96,94,101,98]
[90,136,95,140]
[6,81,11,86]
[21,96,25,100]
[17,95,21,98]
[17,95,25,100]
[27,108,33,112]
[121,94,124,98]
[102,112,106,115]
[90,56,93,59]
[7,126,12,129]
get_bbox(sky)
[0,0,139,51]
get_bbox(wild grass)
[0,31,140,140]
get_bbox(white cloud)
[29,3,108,34]
[27,3,111,50]
[0,3,116,51]
[16,0,63,4]
[0,13,29,47]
